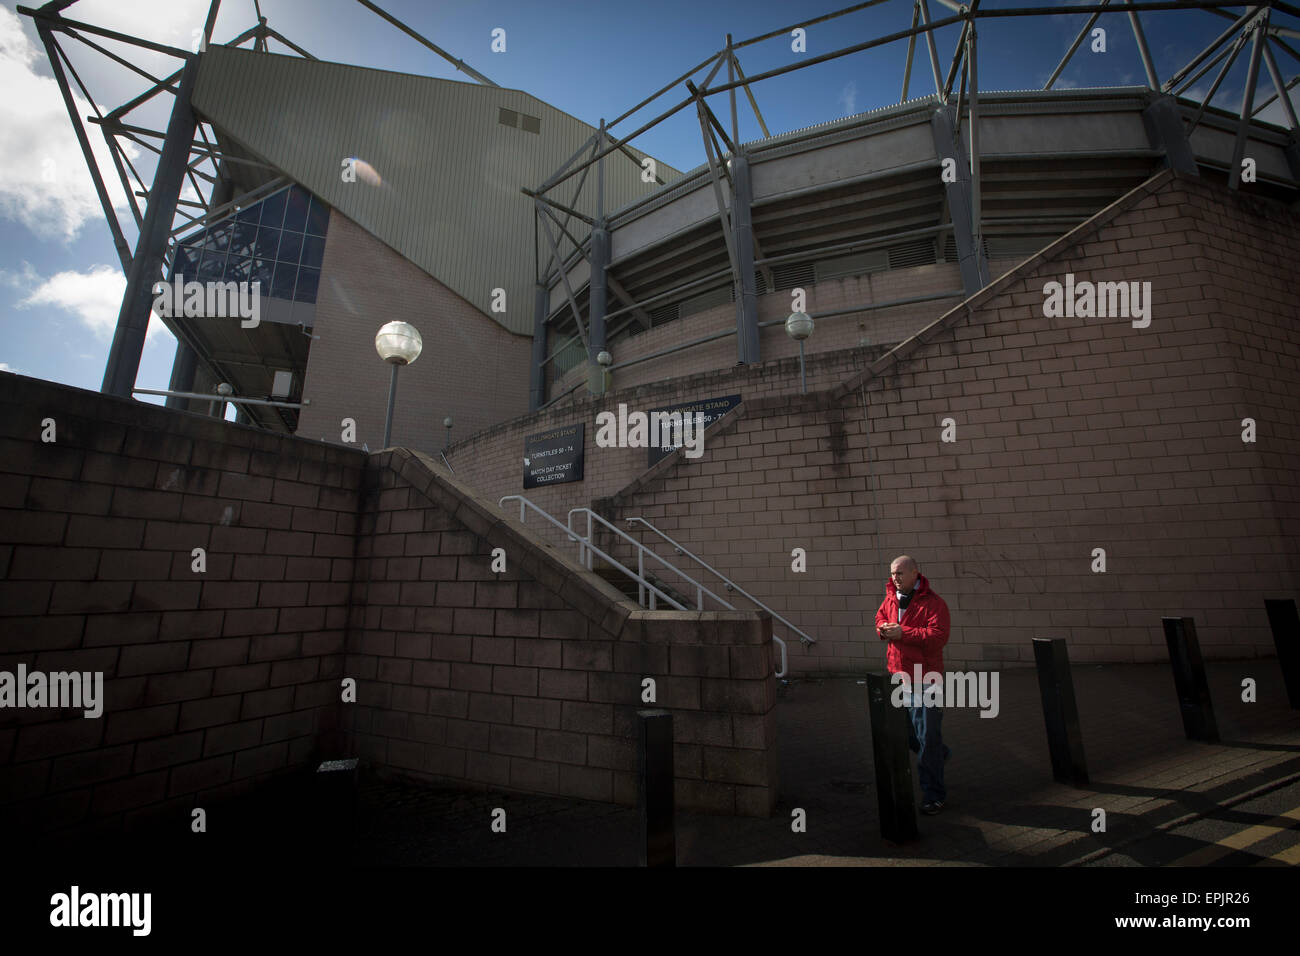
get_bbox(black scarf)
[897,582,918,610]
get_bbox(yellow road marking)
[1170,806,1300,866]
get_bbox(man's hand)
[879,622,902,639]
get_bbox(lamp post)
[443,416,453,453]
[213,381,233,419]
[596,350,612,394]
[374,321,423,448]
[785,312,814,394]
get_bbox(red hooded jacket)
[875,572,950,675]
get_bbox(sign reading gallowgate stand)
[647,394,741,467]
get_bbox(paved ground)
[32,659,1296,869]
[335,659,1300,866]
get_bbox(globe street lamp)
[443,416,453,453]
[374,321,423,448]
[785,312,814,394]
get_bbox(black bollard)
[311,758,359,850]
[866,672,918,843]
[1161,617,1220,742]
[1264,599,1300,709]
[637,709,675,867]
[1032,639,1089,786]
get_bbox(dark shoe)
[921,801,945,815]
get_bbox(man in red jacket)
[875,555,952,814]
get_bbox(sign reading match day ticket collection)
[522,423,584,488]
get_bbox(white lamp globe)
[375,321,423,366]
[785,312,814,341]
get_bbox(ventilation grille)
[649,301,679,327]
[888,238,938,269]
[814,250,889,282]
[946,231,993,257]
[681,283,733,317]
[772,261,816,291]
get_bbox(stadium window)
[305,197,329,236]
[283,187,310,232]
[301,234,326,270]
[271,260,297,299]
[277,230,303,266]
[255,226,280,260]
[295,268,320,304]
[259,190,287,230]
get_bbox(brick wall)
[343,448,779,816]
[449,343,890,559]
[596,169,1300,673]
[297,211,533,453]
[0,375,364,835]
[0,375,780,833]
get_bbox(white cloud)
[14,262,170,344]
[0,362,20,374]
[72,0,216,64]
[0,6,146,241]
[839,80,858,115]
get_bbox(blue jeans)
[906,702,951,804]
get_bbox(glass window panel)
[260,189,287,230]
[301,235,326,269]
[294,267,320,304]
[305,198,329,236]
[236,203,261,224]
[251,257,274,287]
[172,244,199,279]
[283,187,310,232]
[230,222,258,258]
[271,261,297,299]
[198,251,226,280]
[277,230,303,265]
[204,222,231,252]
[223,257,251,283]
[254,227,280,260]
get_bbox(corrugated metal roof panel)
[193,46,680,336]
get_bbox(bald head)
[890,555,919,592]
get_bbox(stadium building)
[5,1,1299,825]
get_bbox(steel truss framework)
[18,0,502,425]
[529,0,1300,410]
[20,1,1300,419]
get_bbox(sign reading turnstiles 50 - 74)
[646,394,741,467]
[523,423,584,488]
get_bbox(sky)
[1,0,1296,405]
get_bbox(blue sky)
[1,0,1295,405]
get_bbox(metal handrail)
[566,507,734,612]
[573,509,788,678]
[626,516,819,659]
[499,496,685,611]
